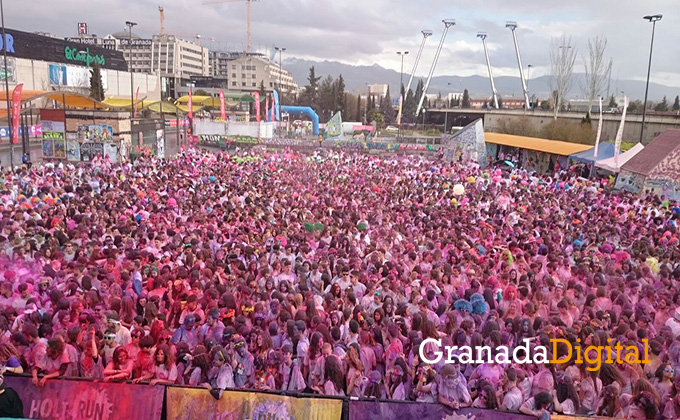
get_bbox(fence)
[4,375,611,420]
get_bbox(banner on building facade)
[166,387,342,420]
[4,376,163,420]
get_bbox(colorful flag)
[187,89,193,119]
[270,95,276,122]
[273,89,280,121]
[11,83,23,144]
[133,86,140,118]
[614,96,628,168]
[253,91,261,123]
[219,90,226,121]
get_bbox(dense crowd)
[0,147,678,419]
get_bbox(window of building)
[242,82,246,86]
[232,65,236,69]
[232,73,236,78]
[232,82,237,86]
[241,74,246,79]
[251,82,255,87]
[252,74,256,79]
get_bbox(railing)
[4,374,610,420]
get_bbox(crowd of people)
[0,146,677,419]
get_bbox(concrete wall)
[428,108,680,145]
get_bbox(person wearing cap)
[172,314,198,350]
[179,294,204,325]
[107,312,132,348]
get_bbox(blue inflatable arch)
[281,106,319,136]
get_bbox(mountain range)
[283,58,680,103]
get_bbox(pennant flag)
[219,90,226,121]
[187,89,193,119]
[273,89,281,121]
[614,96,628,168]
[11,84,23,145]
[593,97,603,159]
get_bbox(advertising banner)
[4,376,163,420]
[188,89,193,119]
[67,139,81,161]
[166,387,342,420]
[78,125,113,142]
[103,143,118,163]
[349,401,536,420]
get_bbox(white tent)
[595,143,645,173]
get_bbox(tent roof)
[595,143,644,173]
[569,142,616,164]
[621,129,680,176]
[176,93,255,104]
[484,132,592,156]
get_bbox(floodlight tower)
[505,21,531,110]
[417,19,455,116]
[404,30,433,95]
[477,32,499,109]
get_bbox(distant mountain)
[284,58,680,102]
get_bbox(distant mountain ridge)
[283,57,679,102]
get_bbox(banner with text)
[4,376,163,420]
[166,387,342,420]
[349,401,537,420]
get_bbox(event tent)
[569,141,615,164]
[595,143,644,173]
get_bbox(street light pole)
[125,21,137,120]
[275,46,286,101]
[0,0,13,170]
[641,14,662,143]
[527,64,533,107]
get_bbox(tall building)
[221,52,297,95]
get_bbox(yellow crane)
[202,0,259,52]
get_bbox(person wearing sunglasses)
[654,363,675,398]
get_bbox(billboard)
[49,64,108,90]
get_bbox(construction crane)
[202,0,259,52]
[158,6,165,35]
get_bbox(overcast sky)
[10,0,679,87]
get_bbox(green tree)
[540,100,550,110]
[402,89,417,124]
[258,80,267,120]
[673,95,680,111]
[608,94,617,108]
[655,96,669,112]
[302,66,321,109]
[497,96,503,109]
[89,62,105,101]
[193,89,211,97]
[334,74,346,117]
[380,86,394,124]
[414,79,424,106]
[355,94,361,121]
[318,75,335,121]
[581,112,592,126]
[461,89,471,108]
[628,100,642,113]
